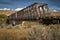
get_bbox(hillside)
[0,10,15,16]
[51,11,60,17]
[0,10,60,17]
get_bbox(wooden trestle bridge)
[7,2,60,25]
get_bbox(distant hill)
[50,11,60,17]
[0,10,15,16]
[0,10,60,17]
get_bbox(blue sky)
[0,0,60,11]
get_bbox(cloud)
[0,8,23,11]
[49,7,60,11]
[53,10,57,12]
[15,8,23,11]
[0,8,12,10]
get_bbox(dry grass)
[0,29,29,40]
[0,21,60,40]
[0,10,15,16]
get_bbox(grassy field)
[0,21,60,40]
[0,10,15,16]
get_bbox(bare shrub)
[0,24,60,40]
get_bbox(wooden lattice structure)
[7,2,60,25]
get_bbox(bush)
[0,14,7,25]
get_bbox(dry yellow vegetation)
[0,21,60,40]
[0,10,15,16]
[51,11,60,17]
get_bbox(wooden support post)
[38,6,41,18]
[31,6,34,18]
[35,4,40,18]
[16,12,17,18]
[58,20,59,24]
[28,7,30,17]
[32,5,36,18]
[45,3,49,12]
[42,6,45,18]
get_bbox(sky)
[0,0,60,11]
